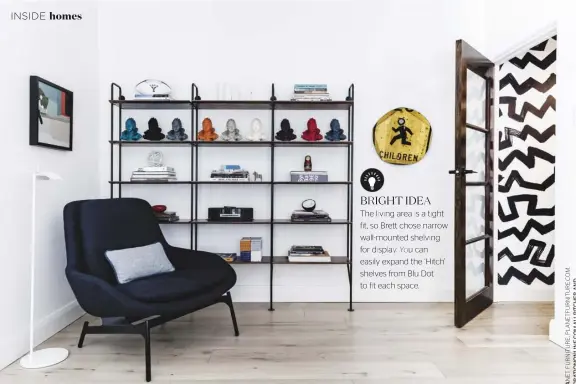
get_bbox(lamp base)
[19,348,69,369]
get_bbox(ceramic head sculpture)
[143,117,165,141]
[248,118,265,141]
[275,118,296,141]
[197,117,218,141]
[121,117,142,141]
[167,118,188,141]
[220,118,243,141]
[325,118,346,141]
[301,117,323,141]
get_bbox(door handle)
[448,169,477,175]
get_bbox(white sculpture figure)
[220,119,243,141]
[247,118,265,141]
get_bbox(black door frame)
[453,39,495,328]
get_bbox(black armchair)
[63,198,239,382]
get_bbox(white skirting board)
[549,319,564,348]
[0,301,85,371]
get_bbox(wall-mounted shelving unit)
[109,82,354,311]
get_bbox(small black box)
[208,207,254,222]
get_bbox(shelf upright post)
[110,84,118,198]
[116,86,123,198]
[347,84,355,311]
[269,83,277,311]
[191,84,197,250]
[193,84,200,251]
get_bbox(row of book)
[217,244,332,263]
[132,166,177,182]
[291,84,331,102]
[288,245,331,263]
[154,211,180,223]
[212,240,257,262]
[240,237,263,262]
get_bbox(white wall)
[0,1,99,370]
[97,0,488,303]
[483,0,559,61]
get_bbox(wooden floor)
[0,303,561,383]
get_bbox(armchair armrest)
[166,246,231,271]
[65,269,147,318]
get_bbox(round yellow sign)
[372,107,432,165]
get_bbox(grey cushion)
[105,242,175,284]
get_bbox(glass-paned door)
[451,40,494,328]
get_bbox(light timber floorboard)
[0,303,561,383]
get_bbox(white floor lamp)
[20,171,69,369]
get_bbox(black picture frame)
[30,76,74,151]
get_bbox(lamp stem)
[29,172,37,360]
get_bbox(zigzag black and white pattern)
[500,73,556,95]
[498,146,555,171]
[498,239,554,267]
[498,219,554,241]
[498,267,554,285]
[499,95,555,123]
[499,124,555,150]
[510,50,556,70]
[498,170,554,193]
[497,36,556,287]
[498,195,554,222]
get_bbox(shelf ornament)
[121,118,143,141]
[301,118,323,141]
[166,118,188,141]
[197,118,219,141]
[325,119,346,141]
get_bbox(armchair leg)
[78,321,89,348]
[144,321,151,382]
[225,292,240,337]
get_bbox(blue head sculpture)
[121,117,142,141]
[330,119,341,133]
[126,118,137,132]
[326,118,346,141]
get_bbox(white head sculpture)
[249,118,265,141]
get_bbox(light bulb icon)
[368,177,376,191]
[360,168,384,193]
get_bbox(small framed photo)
[30,76,73,151]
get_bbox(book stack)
[154,211,180,223]
[250,237,263,262]
[210,165,250,182]
[288,245,331,263]
[290,171,328,183]
[132,166,177,182]
[239,237,263,262]
[291,210,331,222]
[291,84,331,102]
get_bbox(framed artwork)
[29,76,73,151]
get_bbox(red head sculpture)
[301,118,323,141]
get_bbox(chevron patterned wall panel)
[497,36,556,291]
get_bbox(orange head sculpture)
[198,117,219,141]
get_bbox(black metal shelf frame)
[110,82,354,311]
